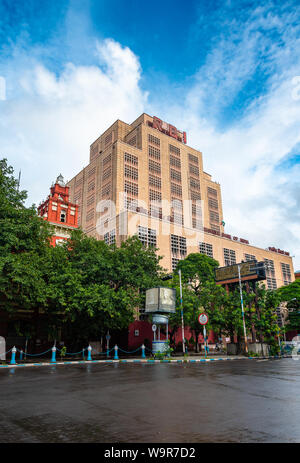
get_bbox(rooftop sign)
[152,116,187,144]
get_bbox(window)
[125,165,138,180]
[170,155,181,168]
[105,132,112,146]
[207,187,217,197]
[124,152,138,166]
[169,144,180,156]
[148,134,160,146]
[171,235,187,256]
[149,159,161,174]
[138,226,157,247]
[170,169,181,182]
[172,257,181,271]
[88,166,96,177]
[244,254,256,262]
[102,167,111,181]
[125,181,138,196]
[171,183,182,196]
[86,195,95,207]
[87,181,95,192]
[104,230,116,246]
[148,145,161,160]
[266,277,277,290]
[60,211,66,223]
[188,154,198,165]
[189,164,199,177]
[86,210,94,222]
[209,211,219,223]
[191,191,201,201]
[264,259,275,277]
[149,175,161,189]
[103,153,112,166]
[149,190,162,201]
[199,242,213,258]
[224,248,236,266]
[208,198,218,210]
[281,263,291,285]
[190,178,200,190]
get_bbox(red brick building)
[38,174,78,246]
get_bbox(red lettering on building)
[153,116,163,131]
[152,116,187,144]
[168,124,177,139]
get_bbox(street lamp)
[237,264,248,354]
[178,269,186,355]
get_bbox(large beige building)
[67,113,295,289]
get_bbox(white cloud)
[0,38,147,207]
[158,4,300,271]
[0,11,299,276]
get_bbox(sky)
[0,0,300,270]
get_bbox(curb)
[0,355,291,369]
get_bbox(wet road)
[0,359,299,443]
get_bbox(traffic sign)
[198,313,208,325]
[106,334,111,341]
[152,324,157,332]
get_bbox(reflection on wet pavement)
[0,359,299,443]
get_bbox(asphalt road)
[0,359,299,443]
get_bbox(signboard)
[145,287,176,313]
[153,116,187,144]
[215,261,266,284]
[198,313,208,325]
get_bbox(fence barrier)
[4,343,150,364]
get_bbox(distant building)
[295,270,300,280]
[38,174,78,246]
[67,113,295,289]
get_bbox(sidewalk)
[0,354,289,369]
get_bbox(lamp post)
[237,264,248,354]
[178,269,186,355]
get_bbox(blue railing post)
[10,346,17,365]
[20,349,23,362]
[114,345,119,360]
[82,348,85,360]
[87,345,92,361]
[141,344,146,359]
[51,346,56,363]
[106,347,110,358]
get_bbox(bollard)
[87,345,92,361]
[10,346,17,365]
[114,345,119,360]
[141,344,146,359]
[51,346,56,363]
[20,350,23,362]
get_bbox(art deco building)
[67,113,295,290]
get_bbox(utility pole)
[237,264,248,354]
[178,269,186,354]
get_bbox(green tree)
[0,159,52,333]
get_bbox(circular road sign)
[106,334,111,341]
[152,324,157,332]
[198,313,208,325]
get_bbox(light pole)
[178,269,186,355]
[237,264,248,354]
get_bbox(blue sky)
[0,0,300,270]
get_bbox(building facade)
[38,174,79,246]
[67,113,295,290]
